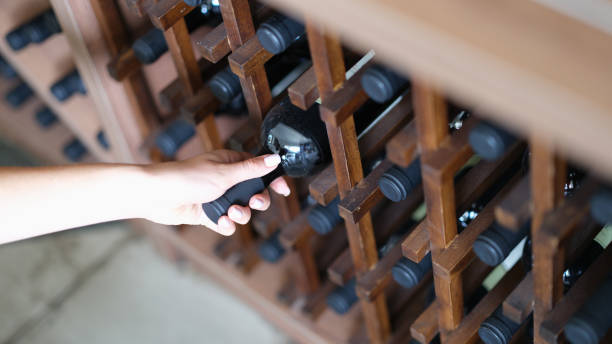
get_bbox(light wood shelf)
[0,0,114,162]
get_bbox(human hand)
[143,150,290,235]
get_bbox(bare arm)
[0,150,289,244]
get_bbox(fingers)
[216,216,236,235]
[249,189,271,211]
[269,177,291,196]
[228,205,251,225]
[221,154,281,186]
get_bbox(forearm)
[0,164,155,243]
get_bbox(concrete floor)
[0,140,289,344]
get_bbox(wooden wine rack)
[4,0,611,343]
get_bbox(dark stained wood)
[288,67,319,110]
[309,95,412,206]
[147,0,194,31]
[329,195,422,286]
[445,263,526,343]
[107,48,141,81]
[386,121,419,168]
[402,142,524,262]
[434,171,521,278]
[411,300,439,344]
[319,61,372,127]
[495,174,532,231]
[163,18,203,96]
[530,139,567,343]
[278,206,316,248]
[503,272,534,324]
[540,243,612,343]
[412,82,462,339]
[308,21,390,342]
[159,78,185,111]
[194,23,231,63]
[220,0,271,121]
[228,37,273,78]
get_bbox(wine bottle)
[360,64,409,104]
[590,187,612,225]
[0,57,17,79]
[392,191,480,290]
[35,107,58,128]
[475,166,583,267]
[208,47,310,109]
[50,69,86,102]
[327,226,409,314]
[256,14,305,55]
[565,275,612,344]
[132,9,221,64]
[478,307,525,344]
[6,9,61,51]
[97,130,110,150]
[202,96,389,224]
[63,138,87,162]
[522,237,603,291]
[473,221,530,267]
[5,81,33,108]
[468,121,517,161]
[378,105,471,202]
[154,118,196,157]
[257,230,286,263]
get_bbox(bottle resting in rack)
[132,8,221,64]
[565,274,612,344]
[35,107,58,128]
[257,230,286,263]
[6,8,61,51]
[256,14,305,55]
[154,118,196,157]
[50,69,86,102]
[5,81,33,108]
[378,105,470,202]
[360,64,409,104]
[468,120,517,161]
[63,138,87,162]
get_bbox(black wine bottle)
[590,187,612,225]
[35,107,58,128]
[208,46,310,109]
[257,230,286,263]
[154,118,196,157]
[478,307,524,344]
[360,64,409,104]
[522,237,603,291]
[202,96,389,224]
[132,9,221,64]
[0,57,17,79]
[256,14,305,55]
[468,121,517,161]
[5,81,33,108]
[565,275,612,344]
[392,253,432,290]
[50,69,86,102]
[97,130,110,150]
[6,9,61,51]
[378,105,471,202]
[473,221,530,267]
[63,138,87,162]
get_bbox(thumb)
[221,154,281,186]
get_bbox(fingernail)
[251,198,264,208]
[264,154,281,167]
[219,217,231,228]
[229,207,243,219]
[282,185,291,196]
